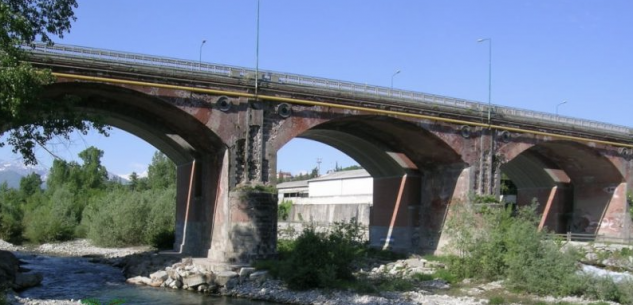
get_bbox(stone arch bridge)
[21,44,633,264]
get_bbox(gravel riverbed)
[0,239,621,305]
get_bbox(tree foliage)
[0,0,109,165]
[0,147,177,248]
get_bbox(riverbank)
[0,239,627,305]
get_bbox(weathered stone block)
[239,267,256,278]
[150,270,168,282]
[249,270,268,283]
[215,271,238,286]
[183,274,206,288]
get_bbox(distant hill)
[0,159,129,189]
[0,159,48,189]
[0,170,25,189]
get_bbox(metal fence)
[555,232,633,245]
[24,43,633,137]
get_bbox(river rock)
[249,271,269,283]
[215,271,238,286]
[238,267,256,279]
[14,272,43,290]
[183,274,206,288]
[0,250,20,285]
[172,279,183,289]
[150,270,168,282]
[126,276,151,285]
[197,284,208,292]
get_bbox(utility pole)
[316,158,322,177]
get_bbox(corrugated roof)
[309,169,370,182]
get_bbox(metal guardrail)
[24,43,633,137]
[555,232,633,245]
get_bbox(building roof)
[276,180,309,190]
[309,169,370,182]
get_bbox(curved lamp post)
[556,101,567,116]
[391,70,401,95]
[199,40,206,71]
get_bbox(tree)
[0,0,109,165]
[19,172,42,197]
[78,147,108,190]
[147,152,175,190]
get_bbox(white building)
[277,169,372,225]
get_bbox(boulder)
[0,250,20,285]
[126,276,152,286]
[13,273,43,290]
[404,258,426,268]
[239,267,256,278]
[167,269,182,281]
[215,271,238,286]
[204,272,215,285]
[249,270,269,283]
[183,274,206,288]
[150,270,168,281]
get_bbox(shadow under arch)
[281,115,467,253]
[32,82,228,256]
[501,140,625,236]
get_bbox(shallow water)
[581,263,633,283]
[16,253,278,305]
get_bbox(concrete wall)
[287,203,371,225]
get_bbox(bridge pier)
[369,175,421,252]
[174,154,225,257]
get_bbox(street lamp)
[199,40,206,71]
[556,101,567,116]
[477,38,492,125]
[391,70,401,95]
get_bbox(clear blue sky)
[1,0,632,177]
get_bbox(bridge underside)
[501,141,626,238]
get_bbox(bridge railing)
[25,43,633,137]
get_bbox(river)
[15,253,279,305]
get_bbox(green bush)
[0,185,24,243]
[488,296,505,305]
[278,200,292,221]
[23,187,78,243]
[443,203,585,296]
[143,187,176,248]
[260,219,366,290]
[83,190,148,247]
[82,187,175,248]
[281,228,345,289]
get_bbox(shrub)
[278,200,292,221]
[281,228,338,289]
[83,190,149,247]
[488,296,505,305]
[263,219,366,290]
[443,203,585,296]
[23,187,78,243]
[143,187,176,248]
[82,187,175,248]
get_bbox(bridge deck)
[23,43,633,144]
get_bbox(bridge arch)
[499,140,625,236]
[31,82,228,256]
[274,115,468,252]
